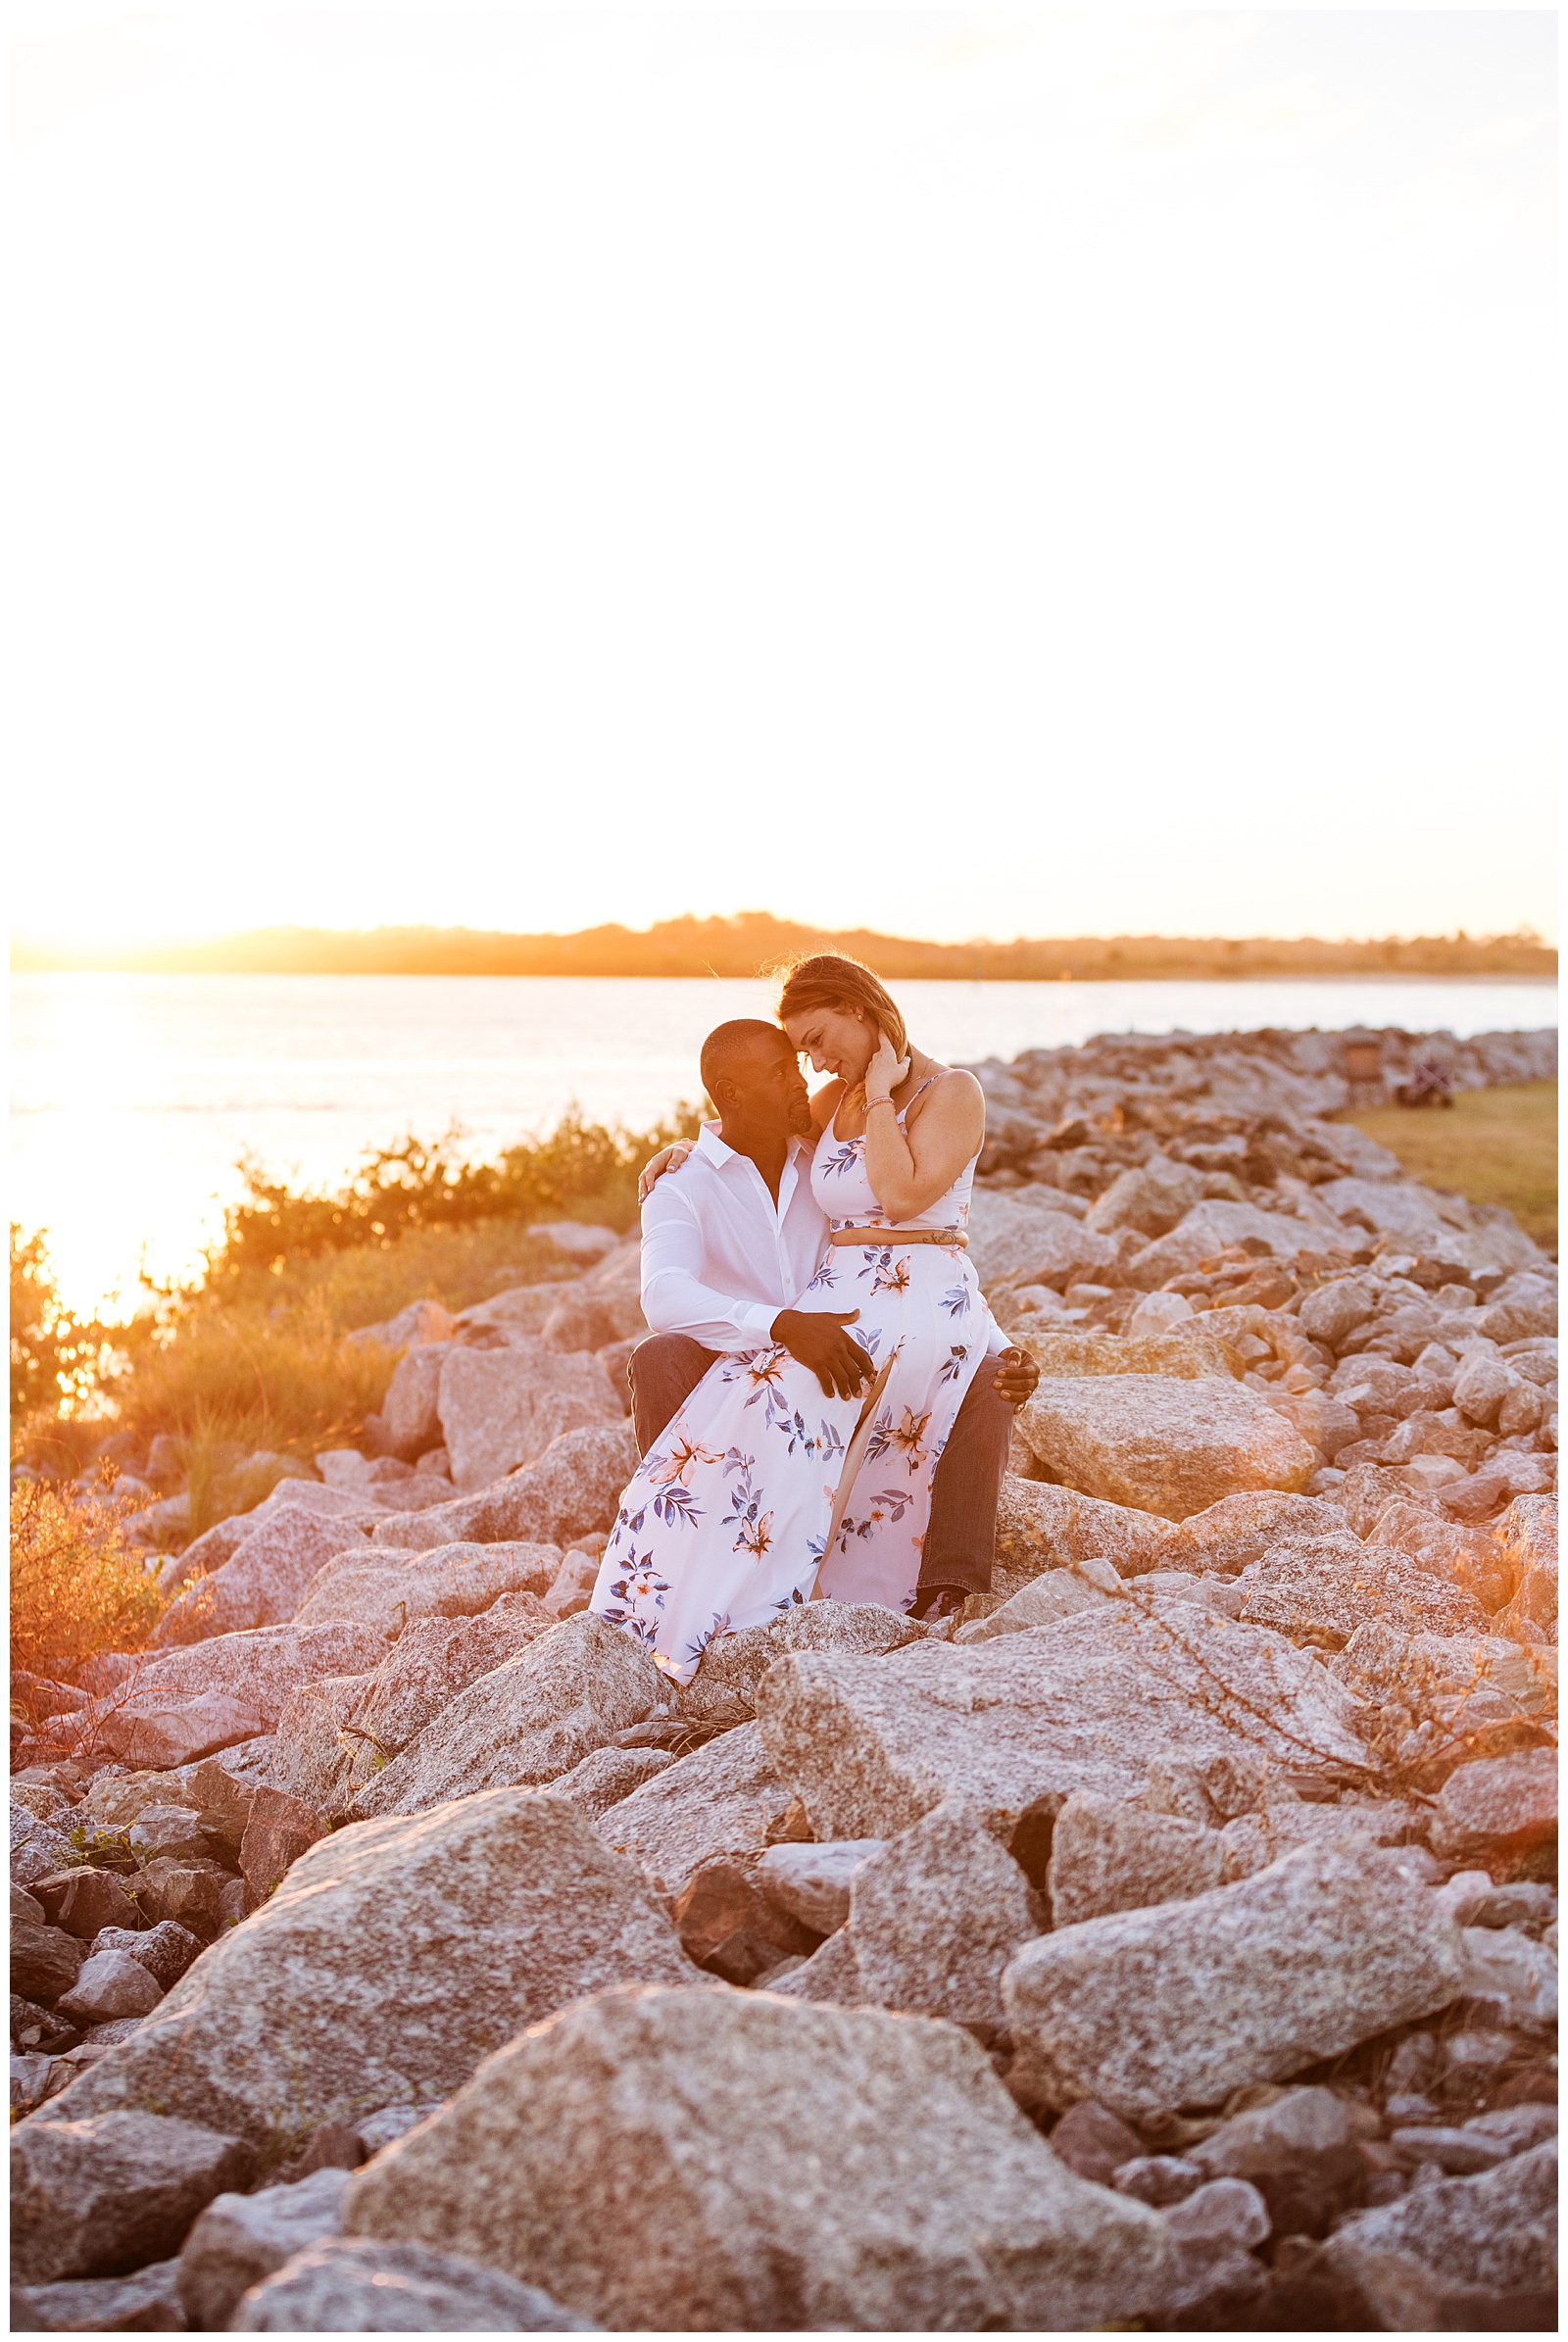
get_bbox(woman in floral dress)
[589,955,999,1683]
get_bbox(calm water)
[11,972,1558,1313]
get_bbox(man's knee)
[628,1334,717,1455]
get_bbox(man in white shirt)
[628,1019,1039,1620]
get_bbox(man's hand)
[992,1345,1039,1408]
[772,1308,874,1400]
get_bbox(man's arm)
[639,1186,782,1352]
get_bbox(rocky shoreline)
[11,1023,1558,2331]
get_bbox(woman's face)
[782,1000,876,1084]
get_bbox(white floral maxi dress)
[588,1091,998,1683]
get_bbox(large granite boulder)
[1018,1377,1315,1520]
[77,1624,390,1769]
[438,1345,622,1492]
[153,1510,377,1644]
[1234,1537,1488,1647]
[993,1475,1175,1596]
[597,1722,799,1898]
[36,1789,695,2144]
[1004,1844,1465,2120]
[351,1614,664,1819]
[368,1427,637,1552]
[292,1541,561,1635]
[342,1984,1176,2331]
[755,1599,1366,1845]
[774,1795,1039,2030]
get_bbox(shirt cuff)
[737,1300,785,1346]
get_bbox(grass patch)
[1339,1081,1558,1254]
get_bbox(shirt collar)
[694,1120,809,1176]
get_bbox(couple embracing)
[588,954,1039,1683]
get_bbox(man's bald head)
[699,1019,812,1146]
[700,1019,789,1100]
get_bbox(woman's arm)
[862,1057,985,1221]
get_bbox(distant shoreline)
[11,911,1556,984]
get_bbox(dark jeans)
[626,1331,1011,1598]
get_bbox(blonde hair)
[775,953,908,1059]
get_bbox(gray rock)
[1005,1845,1465,2120]
[1298,1278,1376,1348]
[755,1598,1367,1844]
[84,1625,390,1771]
[1235,1537,1487,1647]
[230,2236,597,2331]
[1217,1793,1417,1879]
[1457,1924,1557,2030]
[39,1789,695,2145]
[154,1510,376,1644]
[992,1474,1176,1596]
[11,1804,75,1889]
[1141,1749,1268,1826]
[1428,1749,1557,1863]
[1322,2137,1555,2320]
[1086,1153,1204,1238]
[1474,1273,1558,1344]
[381,1342,451,1459]
[1047,1791,1226,1927]
[1164,2174,1270,2252]
[176,2167,349,2329]
[955,1570,1107,1641]
[270,1603,562,1818]
[965,1184,1091,1289]
[1112,2154,1205,2207]
[368,1426,638,1552]
[1019,1376,1315,1520]
[352,1614,664,1818]
[1188,2083,1358,2180]
[597,1722,798,1898]
[55,1951,165,2025]
[988,1210,1120,1292]
[11,2108,256,2284]
[342,1983,1176,2331]
[12,2255,184,2332]
[757,1838,885,1933]
[776,1796,1039,2029]
[437,1345,621,1492]
[676,1601,920,1730]
[350,1595,557,1749]
[92,1921,202,1988]
[11,1919,85,2003]
[267,1672,379,1817]
[1044,2096,1146,2185]
[545,1743,675,1821]
[293,1541,561,1635]
[1494,1490,1557,1640]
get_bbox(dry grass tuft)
[10,1477,165,1686]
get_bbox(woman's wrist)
[865,1093,896,1111]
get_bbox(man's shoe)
[908,1584,969,1624]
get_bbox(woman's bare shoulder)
[907,1063,984,1118]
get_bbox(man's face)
[727,1035,813,1137]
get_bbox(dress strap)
[895,1074,940,1125]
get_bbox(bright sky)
[11,6,1558,950]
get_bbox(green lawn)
[1338,1080,1558,1255]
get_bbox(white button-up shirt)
[639,1119,1005,1359]
[639,1123,826,1351]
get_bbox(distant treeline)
[13,913,1556,981]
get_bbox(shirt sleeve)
[639,1185,780,1352]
